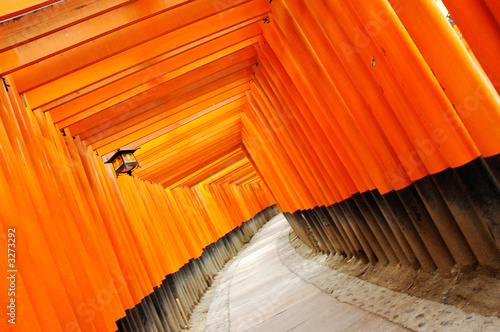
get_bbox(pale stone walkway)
[205,214,409,332]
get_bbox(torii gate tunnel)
[0,0,500,331]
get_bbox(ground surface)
[187,214,500,331]
[289,228,500,319]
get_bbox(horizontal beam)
[48,26,260,123]
[54,43,257,131]
[160,142,243,187]
[138,127,242,181]
[137,126,242,182]
[135,107,247,163]
[201,158,250,185]
[0,0,135,51]
[87,88,247,148]
[80,80,250,143]
[175,151,247,188]
[137,116,243,173]
[0,0,196,71]
[65,60,254,135]
[95,96,247,156]
[39,21,260,112]
[18,0,269,104]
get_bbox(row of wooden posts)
[0,77,276,331]
[115,207,278,332]
[241,0,500,276]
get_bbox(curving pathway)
[205,214,409,332]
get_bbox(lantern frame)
[105,148,140,177]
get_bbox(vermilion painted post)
[441,0,500,93]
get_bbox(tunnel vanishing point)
[0,0,500,331]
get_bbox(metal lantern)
[106,148,140,177]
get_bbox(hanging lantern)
[105,148,140,177]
